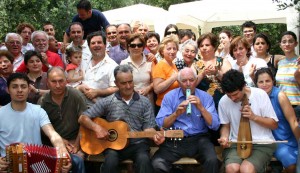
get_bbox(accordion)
[5,143,67,173]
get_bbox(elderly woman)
[230,36,267,87]
[120,33,154,107]
[152,35,179,112]
[25,50,49,104]
[175,39,198,70]
[0,50,14,106]
[16,22,35,54]
[255,67,299,173]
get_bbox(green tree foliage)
[213,23,286,55]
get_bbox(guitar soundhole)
[108,129,118,142]
[240,144,247,150]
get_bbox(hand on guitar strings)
[94,124,110,140]
[241,104,256,121]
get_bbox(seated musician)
[152,67,220,173]
[39,67,86,173]
[218,69,278,173]
[78,64,164,173]
[0,73,71,172]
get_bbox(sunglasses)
[129,43,143,48]
[166,31,177,35]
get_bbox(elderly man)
[63,0,109,44]
[0,73,71,172]
[4,33,24,71]
[77,31,118,107]
[107,23,131,64]
[40,67,86,173]
[67,22,92,66]
[16,31,64,73]
[79,64,163,173]
[152,67,220,173]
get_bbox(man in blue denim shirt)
[152,67,220,173]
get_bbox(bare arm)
[67,69,83,83]
[294,64,300,86]
[78,115,109,139]
[218,123,231,148]
[278,91,300,140]
[153,72,177,94]
[242,105,278,130]
[63,32,70,45]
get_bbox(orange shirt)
[152,61,179,106]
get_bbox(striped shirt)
[276,57,300,105]
[83,91,156,144]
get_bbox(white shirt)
[21,43,35,54]
[218,87,278,142]
[82,54,118,89]
[68,40,92,68]
[232,57,267,87]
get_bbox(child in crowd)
[65,46,83,87]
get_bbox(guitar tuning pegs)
[170,127,173,130]
[178,138,182,141]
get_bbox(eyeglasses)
[107,31,117,35]
[7,41,21,46]
[166,31,177,35]
[129,43,143,48]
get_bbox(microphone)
[186,88,191,116]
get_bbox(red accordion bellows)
[6,143,67,173]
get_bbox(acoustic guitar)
[237,94,253,159]
[80,118,184,155]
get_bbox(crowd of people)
[0,0,300,173]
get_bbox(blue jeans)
[71,153,86,173]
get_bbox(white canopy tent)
[169,0,299,52]
[103,4,201,38]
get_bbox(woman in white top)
[216,29,234,65]
[230,36,267,87]
[120,33,154,107]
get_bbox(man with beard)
[107,23,131,64]
[67,22,92,67]
[77,31,118,107]
[16,31,64,72]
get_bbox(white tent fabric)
[103,4,201,38]
[169,0,299,53]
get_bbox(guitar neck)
[128,130,181,138]
[128,131,157,138]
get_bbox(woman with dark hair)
[230,36,267,87]
[276,31,300,118]
[120,33,154,108]
[253,33,281,76]
[24,50,49,104]
[0,50,14,106]
[216,29,234,65]
[163,24,179,38]
[195,33,231,108]
[145,32,161,63]
[255,67,299,173]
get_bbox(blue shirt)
[156,88,220,136]
[107,44,129,64]
[66,9,110,39]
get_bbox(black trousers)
[101,142,153,173]
[152,133,219,173]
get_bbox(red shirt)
[16,51,64,73]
